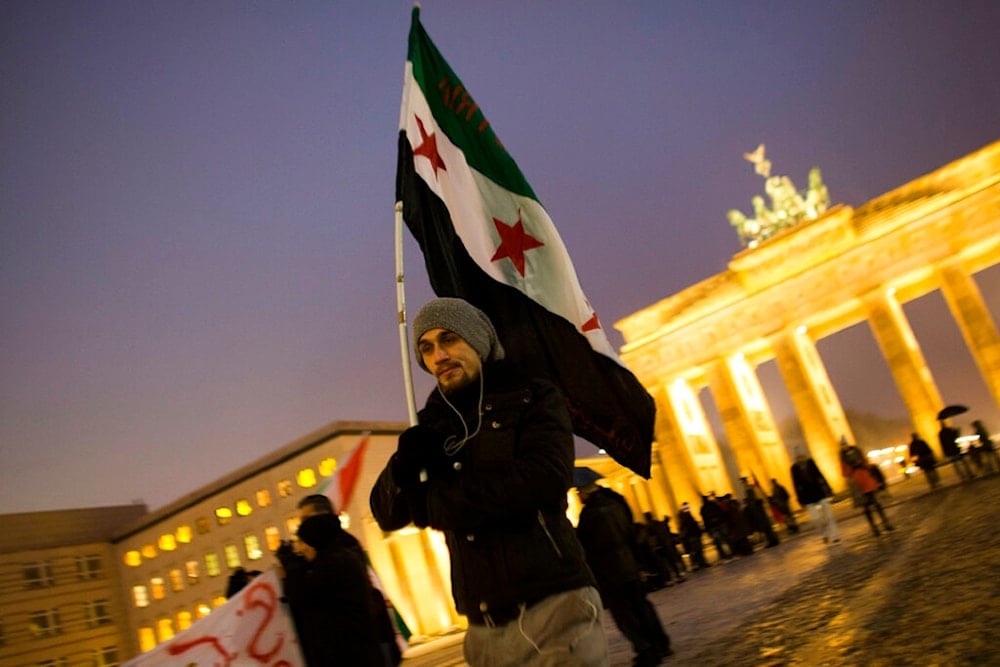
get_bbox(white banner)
[123,569,303,666]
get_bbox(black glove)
[391,425,439,488]
[275,540,305,572]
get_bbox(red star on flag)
[490,210,544,277]
[581,312,601,332]
[413,115,446,176]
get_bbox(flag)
[396,7,655,476]
[122,570,302,666]
[316,433,370,513]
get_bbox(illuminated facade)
[611,140,1000,516]
[0,505,147,667]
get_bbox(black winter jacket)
[369,361,595,624]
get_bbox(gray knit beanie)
[412,297,505,372]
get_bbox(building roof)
[0,504,149,554]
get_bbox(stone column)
[865,289,942,448]
[938,262,1000,413]
[772,327,853,492]
[653,379,731,509]
[707,354,790,491]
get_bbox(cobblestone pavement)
[402,469,1000,666]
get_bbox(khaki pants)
[463,586,609,667]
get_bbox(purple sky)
[2,2,999,514]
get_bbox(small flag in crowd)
[315,432,370,514]
[396,7,656,476]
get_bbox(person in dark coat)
[699,494,733,560]
[790,452,840,544]
[743,481,780,548]
[908,432,940,490]
[298,494,402,666]
[768,478,799,533]
[278,513,383,666]
[939,420,974,481]
[577,483,672,667]
[676,502,709,570]
[369,298,608,666]
[972,420,1000,474]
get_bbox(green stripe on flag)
[408,7,536,200]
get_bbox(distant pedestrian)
[768,478,799,533]
[939,420,974,481]
[677,502,709,570]
[699,494,734,561]
[972,419,1000,474]
[790,452,840,544]
[840,439,894,537]
[719,494,754,556]
[908,433,940,490]
[743,480,780,548]
[577,483,672,666]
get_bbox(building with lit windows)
[0,504,148,667]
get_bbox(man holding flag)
[370,297,610,665]
[395,7,655,478]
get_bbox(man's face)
[418,328,482,394]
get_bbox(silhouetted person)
[972,420,1000,474]
[577,483,672,666]
[939,420,974,481]
[790,452,840,544]
[908,433,940,490]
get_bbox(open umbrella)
[937,404,969,420]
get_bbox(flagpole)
[395,200,419,426]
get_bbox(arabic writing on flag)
[122,569,302,666]
[396,7,656,476]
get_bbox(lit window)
[123,550,142,567]
[141,544,157,559]
[318,456,337,477]
[23,560,54,588]
[256,489,272,507]
[158,534,177,551]
[176,610,193,631]
[138,627,156,652]
[150,577,166,600]
[133,585,150,608]
[195,603,212,619]
[85,599,112,627]
[156,617,174,642]
[185,560,200,584]
[236,499,253,516]
[215,507,233,526]
[29,609,61,637]
[277,480,294,497]
[96,646,119,667]
[264,526,282,552]
[195,517,211,534]
[76,554,102,579]
[286,516,301,536]
[212,595,227,608]
[169,568,184,592]
[224,544,241,569]
[176,525,193,544]
[244,534,263,560]
[296,468,317,488]
[204,553,221,577]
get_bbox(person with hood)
[278,513,383,666]
[369,298,608,666]
[577,483,672,666]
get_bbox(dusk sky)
[3,2,999,515]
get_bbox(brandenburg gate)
[586,140,1000,516]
